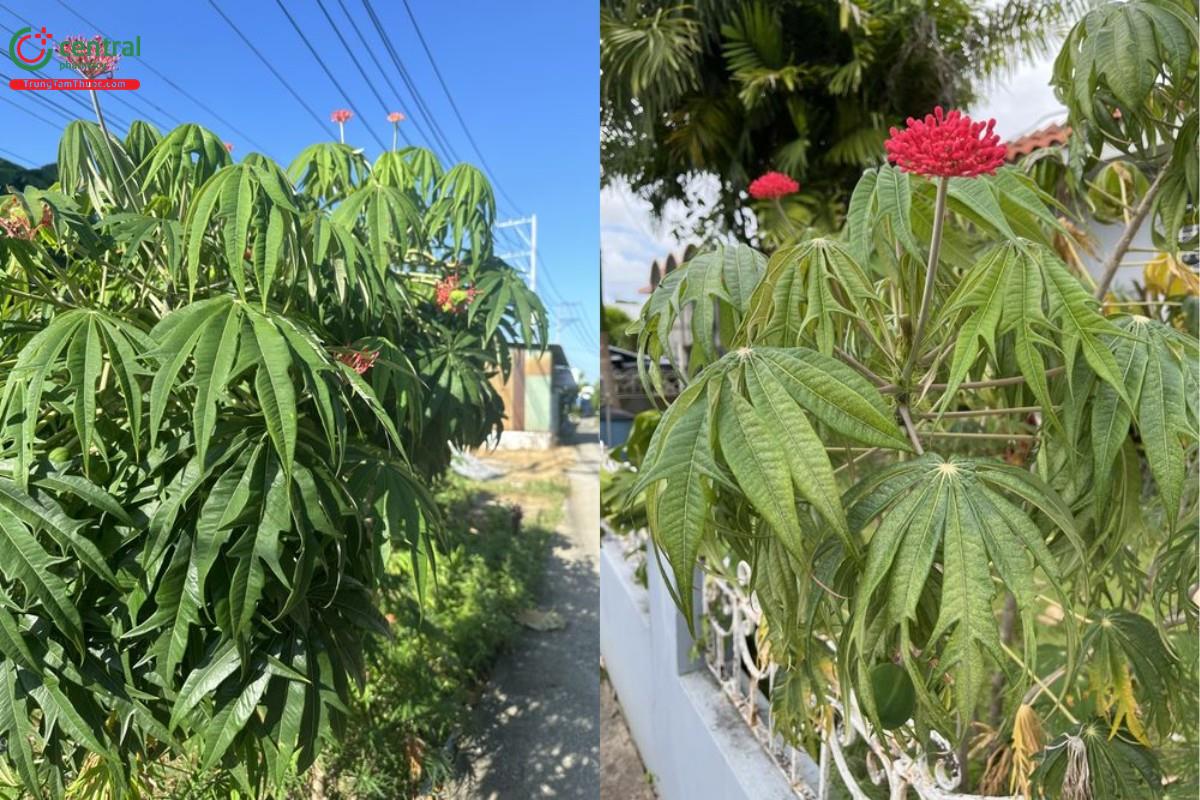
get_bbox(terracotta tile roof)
[1004,122,1071,162]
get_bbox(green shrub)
[0,118,544,799]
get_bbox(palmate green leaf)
[936,241,1128,414]
[287,142,369,204]
[716,381,804,560]
[248,310,298,476]
[637,346,912,624]
[753,348,910,450]
[170,639,241,731]
[739,239,882,355]
[0,309,151,485]
[0,479,116,586]
[331,184,419,275]
[635,375,727,623]
[630,244,764,394]
[201,667,272,771]
[0,506,83,655]
[0,663,40,798]
[742,355,847,541]
[848,455,1077,729]
[1131,318,1189,524]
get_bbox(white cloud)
[970,55,1067,140]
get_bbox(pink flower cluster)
[435,274,477,313]
[57,35,119,78]
[330,109,353,124]
[748,171,800,200]
[387,111,406,123]
[884,107,1007,178]
[337,349,379,375]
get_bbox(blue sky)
[0,0,599,379]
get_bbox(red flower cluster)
[337,349,379,375]
[0,201,52,241]
[57,35,119,78]
[748,171,800,200]
[330,109,353,124]
[435,274,477,313]
[884,107,1007,178]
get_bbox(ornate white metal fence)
[699,560,1019,800]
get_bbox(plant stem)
[834,345,887,387]
[1093,167,1168,299]
[920,431,1038,442]
[917,405,1049,419]
[899,176,949,391]
[898,405,924,454]
[772,197,801,239]
[88,89,136,208]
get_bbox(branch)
[917,405,1049,419]
[880,366,1065,394]
[1094,167,1169,299]
[898,405,924,454]
[834,345,888,387]
[920,431,1038,442]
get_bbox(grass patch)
[302,473,562,799]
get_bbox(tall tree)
[601,0,1083,240]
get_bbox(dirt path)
[447,420,601,798]
[601,672,657,799]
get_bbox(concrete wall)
[1079,219,1155,292]
[600,534,804,800]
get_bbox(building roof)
[1005,122,1071,163]
[639,244,699,294]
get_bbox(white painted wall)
[600,534,807,800]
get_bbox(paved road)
[449,420,601,798]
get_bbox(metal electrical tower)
[495,214,537,291]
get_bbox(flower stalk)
[900,176,949,391]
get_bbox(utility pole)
[555,301,581,345]
[496,214,537,291]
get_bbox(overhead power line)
[312,0,412,147]
[359,0,460,162]
[271,0,389,153]
[332,0,435,153]
[207,0,336,140]
[0,94,64,132]
[397,0,523,215]
[0,145,35,167]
